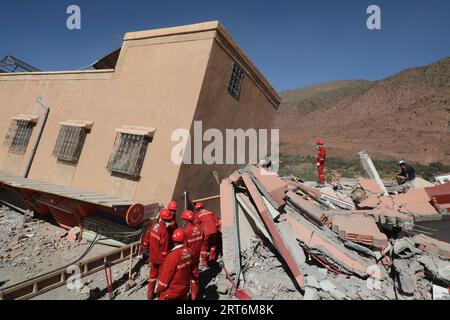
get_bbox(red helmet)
[181,210,194,222]
[159,208,173,221]
[316,138,324,145]
[172,228,185,243]
[167,200,178,211]
[194,202,204,210]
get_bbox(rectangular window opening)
[53,125,89,163]
[106,132,151,178]
[4,119,36,155]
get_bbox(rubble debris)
[358,178,384,195]
[242,173,305,289]
[285,190,326,226]
[285,212,379,279]
[217,164,450,300]
[67,226,81,242]
[417,254,450,286]
[220,179,238,276]
[413,233,450,259]
[330,214,388,249]
[393,237,422,259]
[358,151,388,195]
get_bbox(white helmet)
[398,160,405,165]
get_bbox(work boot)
[191,280,199,300]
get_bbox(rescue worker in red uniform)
[181,210,203,300]
[145,208,172,300]
[316,138,326,185]
[156,228,193,300]
[166,200,179,236]
[194,202,220,266]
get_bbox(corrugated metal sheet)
[0,170,133,208]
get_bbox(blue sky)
[1,0,449,91]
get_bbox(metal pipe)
[22,97,50,178]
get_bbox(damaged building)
[0,21,280,229]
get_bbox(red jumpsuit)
[167,219,178,248]
[146,221,170,300]
[157,245,192,300]
[195,209,219,265]
[316,145,326,184]
[184,223,203,300]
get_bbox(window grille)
[53,126,88,163]
[228,62,245,100]
[106,133,151,178]
[4,120,35,155]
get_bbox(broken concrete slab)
[285,190,325,226]
[417,254,450,286]
[276,219,306,267]
[285,209,382,280]
[358,151,388,196]
[303,286,318,300]
[250,166,288,209]
[393,237,422,259]
[358,178,384,195]
[242,173,305,289]
[413,234,450,259]
[330,214,388,249]
[220,179,238,275]
[395,188,441,221]
[67,226,81,242]
[262,196,281,220]
[358,194,379,209]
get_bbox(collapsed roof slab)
[242,173,305,289]
[284,209,383,280]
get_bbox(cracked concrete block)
[320,279,337,292]
[317,268,328,280]
[394,259,416,294]
[306,275,320,289]
[393,237,422,258]
[303,287,317,300]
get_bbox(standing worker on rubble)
[166,200,179,236]
[145,208,172,300]
[181,210,203,300]
[194,202,220,266]
[156,228,193,300]
[395,160,416,185]
[316,138,327,185]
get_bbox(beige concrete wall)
[0,35,213,206]
[172,36,279,216]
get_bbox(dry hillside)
[276,57,450,165]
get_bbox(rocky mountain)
[276,57,450,165]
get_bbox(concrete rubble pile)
[217,165,450,300]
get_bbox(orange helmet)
[194,202,204,210]
[316,138,324,145]
[159,208,173,221]
[172,228,185,243]
[181,210,195,222]
[167,200,178,211]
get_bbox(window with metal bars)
[106,133,151,178]
[52,126,89,163]
[228,62,245,100]
[4,120,36,155]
